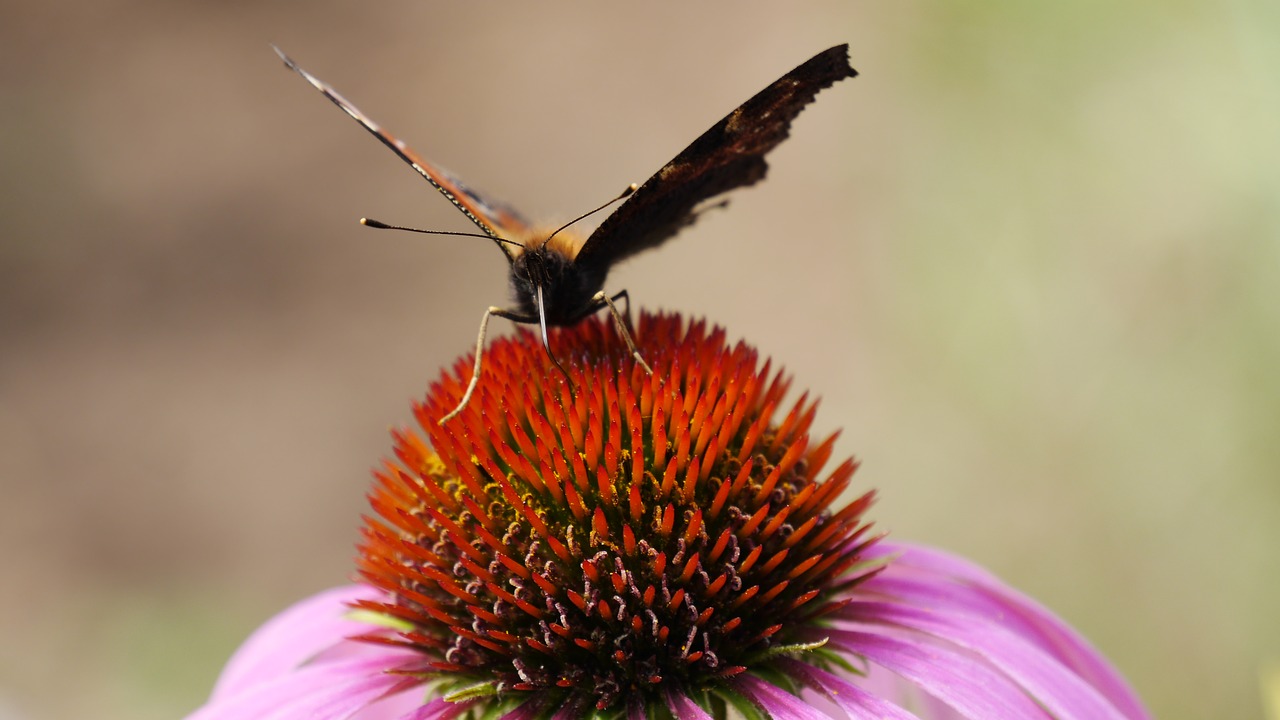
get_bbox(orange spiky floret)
[356,313,879,713]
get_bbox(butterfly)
[274,44,856,422]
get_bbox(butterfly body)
[508,235,605,324]
[274,44,856,421]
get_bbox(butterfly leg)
[612,288,635,332]
[440,306,532,425]
[592,290,653,376]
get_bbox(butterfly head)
[510,235,606,326]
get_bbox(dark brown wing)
[273,46,533,258]
[574,45,856,270]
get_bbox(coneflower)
[187,313,1149,719]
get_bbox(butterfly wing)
[273,46,533,255]
[574,45,856,270]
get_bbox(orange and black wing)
[273,46,532,255]
[575,44,856,270]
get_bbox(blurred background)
[2,2,1277,718]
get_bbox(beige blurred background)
[2,2,1277,718]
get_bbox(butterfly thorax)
[510,236,607,326]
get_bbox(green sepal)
[343,608,413,633]
[442,680,502,703]
[750,636,830,664]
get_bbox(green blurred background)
[2,2,1276,718]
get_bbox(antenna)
[360,217,525,254]
[542,183,637,246]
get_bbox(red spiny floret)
[353,312,878,713]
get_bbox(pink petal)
[849,599,1132,720]
[187,654,411,720]
[351,683,479,720]
[826,628,1050,718]
[664,685,714,719]
[862,542,1149,719]
[210,585,385,701]
[732,674,836,719]
[776,658,920,720]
